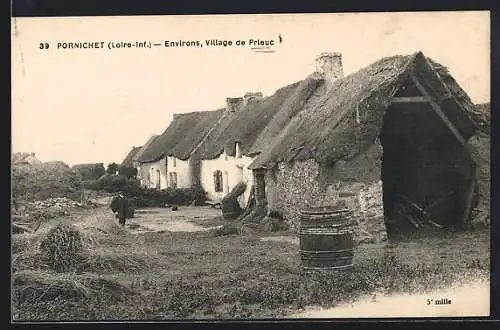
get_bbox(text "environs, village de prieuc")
[40,39,278,51]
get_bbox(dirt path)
[126,206,224,234]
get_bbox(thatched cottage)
[121,146,143,167]
[248,51,486,240]
[132,51,487,242]
[191,85,318,206]
[133,135,160,187]
[135,111,224,189]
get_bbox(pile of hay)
[39,223,84,272]
[12,270,135,304]
[12,233,50,273]
[13,214,163,275]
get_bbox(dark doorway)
[379,96,474,238]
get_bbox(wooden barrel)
[299,205,354,270]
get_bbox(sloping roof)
[195,82,304,160]
[121,146,142,167]
[249,51,480,170]
[136,110,225,163]
[133,135,160,163]
[474,103,490,131]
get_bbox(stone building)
[249,51,485,242]
[131,51,487,243]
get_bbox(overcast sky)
[11,11,490,166]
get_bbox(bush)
[129,185,207,208]
[12,161,83,203]
[118,166,138,179]
[72,164,106,181]
[84,175,207,208]
[106,163,119,175]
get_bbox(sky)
[11,11,490,166]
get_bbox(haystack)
[12,270,135,304]
[12,212,163,275]
[39,223,84,272]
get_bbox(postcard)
[11,11,491,321]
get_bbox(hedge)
[83,174,207,208]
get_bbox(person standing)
[110,192,129,226]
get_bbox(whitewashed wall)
[200,150,255,207]
[136,157,167,189]
[166,156,191,188]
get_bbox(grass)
[11,206,491,320]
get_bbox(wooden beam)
[460,169,477,228]
[422,55,482,132]
[410,75,467,148]
[437,94,453,102]
[391,96,432,103]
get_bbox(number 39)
[39,43,49,50]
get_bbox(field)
[11,205,490,320]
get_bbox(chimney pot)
[315,52,344,87]
[226,97,244,112]
[243,92,263,105]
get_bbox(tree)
[106,163,119,175]
[118,165,138,179]
[72,163,106,180]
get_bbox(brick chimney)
[243,92,263,105]
[226,97,244,112]
[315,52,344,88]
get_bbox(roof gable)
[249,51,481,169]
[121,146,142,167]
[195,82,302,160]
[136,110,225,163]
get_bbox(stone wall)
[266,144,387,244]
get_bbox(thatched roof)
[121,147,142,167]
[133,135,159,163]
[136,110,225,163]
[474,103,490,131]
[249,51,481,170]
[195,82,306,160]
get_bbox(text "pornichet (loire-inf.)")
[50,38,277,50]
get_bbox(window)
[214,170,223,192]
[172,157,176,168]
[156,170,161,189]
[169,172,178,189]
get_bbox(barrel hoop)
[299,226,354,235]
[299,249,353,254]
[300,212,353,219]
[300,208,350,215]
[300,219,352,225]
[300,253,353,259]
[303,264,353,270]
